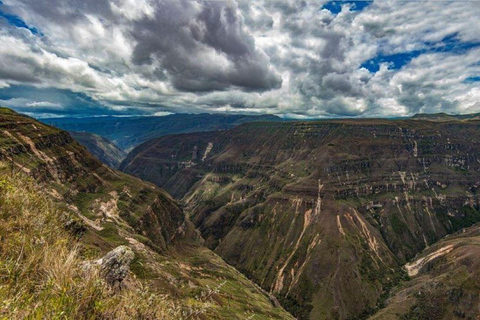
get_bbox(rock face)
[95,246,135,287]
[121,119,480,319]
[69,131,126,168]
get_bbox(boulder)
[85,245,135,287]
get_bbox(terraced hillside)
[121,119,480,319]
[0,108,292,319]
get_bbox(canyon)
[121,118,480,319]
[0,108,291,319]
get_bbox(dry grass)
[0,168,183,319]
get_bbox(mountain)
[42,113,281,152]
[68,131,126,168]
[0,107,292,319]
[412,112,480,121]
[121,119,480,319]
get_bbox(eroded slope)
[371,223,480,319]
[69,131,126,168]
[121,119,480,319]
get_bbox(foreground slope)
[0,107,292,319]
[122,119,480,319]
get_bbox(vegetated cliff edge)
[121,118,480,319]
[0,107,292,319]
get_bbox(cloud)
[0,0,479,118]
[130,0,282,92]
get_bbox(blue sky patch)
[322,1,371,14]
[361,33,480,73]
[464,76,480,83]
[0,2,42,35]
[360,51,423,73]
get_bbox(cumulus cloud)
[0,0,479,117]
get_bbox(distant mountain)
[121,118,480,319]
[42,113,281,152]
[412,112,480,121]
[69,131,126,168]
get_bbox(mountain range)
[0,108,291,319]
[42,113,281,152]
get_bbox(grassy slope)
[0,169,180,319]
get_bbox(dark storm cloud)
[6,0,281,93]
[9,0,115,24]
[130,0,281,92]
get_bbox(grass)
[0,167,183,319]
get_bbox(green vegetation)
[389,213,409,235]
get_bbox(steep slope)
[69,131,126,168]
[0,170,180,319]
[121,119,480,319]
[0,107,292,319]
[371,223,480,320]
[42,113,280,152]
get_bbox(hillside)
[0,108,292,319]
[42,113,281,152]
[121,119,480,319]
[69,131,126,168]
[372,223,480,319]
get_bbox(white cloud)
[0,0,479,117]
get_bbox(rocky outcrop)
[94,246,135,287]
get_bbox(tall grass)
[0,168,181,319]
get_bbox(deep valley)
[121,118,480,319]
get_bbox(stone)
[87,245,135,287]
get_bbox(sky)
[0,0,479,118]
